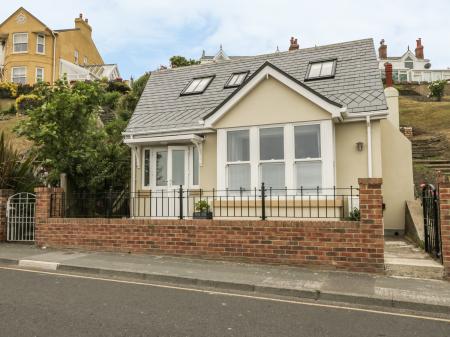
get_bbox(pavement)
[0,243,449,314]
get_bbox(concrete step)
[384,258,444,280]
[384,239,444,280]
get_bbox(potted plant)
[193,200,212,219]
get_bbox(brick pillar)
[384,62,393,87]
[439,183,450,278]
[0,189,14,242]
[358,178,384,271]
[35,187,64,223]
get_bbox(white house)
[378,38,450,83]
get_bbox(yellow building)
[0,7,120,85]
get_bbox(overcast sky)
[3,0,450,79]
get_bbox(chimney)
[75,13,92,35]
[79,13,83,19]
[378,39,387,59]
[415,38,424,59]
[385,62,393,87]
[289,37,299,51]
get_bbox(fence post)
[0,189,14,242]
[261,183,266,220]
[179,185,184,220]
[358,178,384,272]
[438,181,450,279]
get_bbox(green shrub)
[194,200,210,212]
[348,208,360,221]
[17,83,34,96]
[107,80,130,94]
[0,82,18,98]
[15,94,42,113]
[428,80,447,101]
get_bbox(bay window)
[227,130,250,191]
[13,33,28,53]
[11,67,27,84]
[219,121,332,193]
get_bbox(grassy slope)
[399,96,450,136]
[0,116,32,153]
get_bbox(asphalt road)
[0,267,449,337]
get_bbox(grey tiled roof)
[126,38,387,134]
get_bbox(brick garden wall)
[33,179,385,273]
[439,182,450,279]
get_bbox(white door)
[151,146,189,217]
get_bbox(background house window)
[74,50,79,64]
[227,130,250,191]
[36,34,45,54]
[259,127,285,191]
[13,33,28,53]
[181,76,214,95]
[35,67,44,82]
[84,56,88,65]
[294,125,322,189]
[11,67,27,84]
[306,60,336,80]
[404,57,414,69]
[225,72,248,88]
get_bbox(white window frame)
[36,34,45,54]
[11,66,27,84]
[258,126,286,192]
[224,128,253,192]
[141,145,199,190]
[13,33,28,53]
[35,67,44,82]
[217,120,335,195]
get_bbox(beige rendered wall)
[380,119,415,232]
[335,120,382,188]
[200,133,217,190]
[213,76,331,129]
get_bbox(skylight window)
[181,76,214,95]
[306,60,336,80]
[225,72,249,88]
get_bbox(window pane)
[172,150,185,186]
[193,148,199,186]
[156,151,168,186]
[144,150,150,186]
[296,161,322,190]
[237,73,247,84]
[308,63,322,78]
[228,75,238,86]
[227,130,249,162]
[295,125,321,159]
[185,79,201,93]
[228,164,250,191]
[195,78,211,92]
[261,163,285,192]
[36,68,43,82]
[320,61,334,76]
[260,127,284,160]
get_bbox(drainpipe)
[51,31,57,83]
[366,115,373,178]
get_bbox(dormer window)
[305,60,336,80]
[181,76,214,95]
[225,72,249,88]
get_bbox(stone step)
[384,258,444,280]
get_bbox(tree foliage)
[15,74,150,192]
[428,80,447,101]
[170,56,200,68]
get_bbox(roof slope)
[126,38,387,135]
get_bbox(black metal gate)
[421,184,442,262]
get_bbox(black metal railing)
[50,184,359,220]
[421,184,443,263]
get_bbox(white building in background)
[378,38,450,83]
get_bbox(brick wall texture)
[439,183,450,278]
[34,179,385,273]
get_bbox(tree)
[428,80,447,101]
[0,132,38,191]
[170,56,200,68]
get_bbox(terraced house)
[0,7,120,84]
[124,38,415,236]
